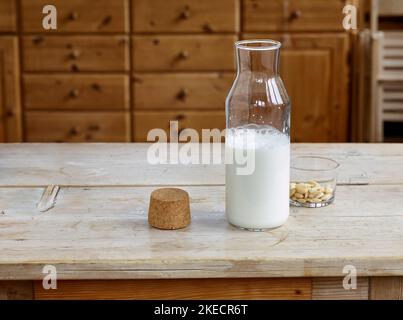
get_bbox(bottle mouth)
[235,39,281,51]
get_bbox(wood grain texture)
[23,36,130,72]
[0,0,17,32]
[312,277,369,300]
[370,277,403,300]
[134,111,225,141]
[132,0,239,33]
[0,182,403,279]
[243,0,345,32]
[0,281,33,300]
[24,74,130,111]
[132,35,236,71]
[0,37,22,142]
[21,0,129,33]
[133,73,233,110]
[34,278,311,300]
[25,112,131,142]
[243,33,350,142]
[1,143,401,187]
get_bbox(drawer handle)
[6,110,15,118]
[32,36,44,45]
[69,126,80,136]
[71,64,80,72]
[69,11,79,21]
[202,23,213,33]
[177,50,189,60]
[176,88,188,101]
[69,89,80,98]
[89,124,100,131]
[101,15,113,26]
[175,114,186,121]
[179,7,190,20]
[289,10,302,21]
[69,49,80,60]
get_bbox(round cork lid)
[148,188,190,230]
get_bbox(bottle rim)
[235,39,281,51]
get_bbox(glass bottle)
[225,39,291,231]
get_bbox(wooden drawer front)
[133,35,236,71]
[134,73,233,110]
[23,36,129,72]
[25,112,131,142]
[134,111,225,141]
[21,0,129,33]
[0,0,17,32]
[132,0,239,33]
[243,0,345,32]
[24,75,129,111]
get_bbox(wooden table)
[1,143,403,300]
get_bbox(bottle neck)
[236,47,279,76]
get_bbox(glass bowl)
[290,156,340,208]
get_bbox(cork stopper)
[148,188,191,230]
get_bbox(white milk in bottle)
[226,125,290,230]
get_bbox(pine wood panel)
[24,74,130,111]
[243,0,345,32]
[243,33,350,142]
[0,37,22,142]
[1,183,403,279]
[133,73,233,110]
[25,112,131,142]
[132,35,236,71]
[21,0,129,33]
[132,0,239,33]
[0,0,17,32]
[312,277,369,300]
[134,111,225,141]
[370,277,403,300]
[34,278,311,300]
[0,281,33,300]
[23,36,130,72]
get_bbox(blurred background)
[0,0,402,143]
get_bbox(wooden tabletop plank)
[1,143,403,187]
[1,184,403,279]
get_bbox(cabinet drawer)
[21,0,129,33]
[24,75,129,111]
[23,36,129,72]
[25,112,131,142]
[243,0,345,32]
[134,111,225,142]
[133,73,232,110]
[133,35,236,71]
[0,0,17,32]
[132,0,239,33]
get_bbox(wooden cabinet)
[25,112,131,142]
[132,0,239,33]
[134,111,225,141]
[133,35,236,72]
[20,2,131,142]
[21,0,129,33]
[0,0,17,32]
[243,0,345,32]
[24,75,130,110]
[23,36,129,72]
[244,33,350,142]
[133,73,233,110]
[2,0,352,143]
[0,37,21,142]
